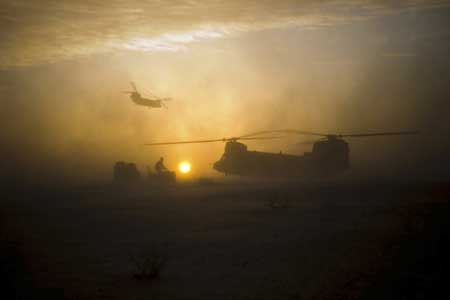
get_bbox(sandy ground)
[2,179,449,299]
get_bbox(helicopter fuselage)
[145,129,416,177]
[130,93,163,108]
[213,139,349,177]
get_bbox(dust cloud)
[1,2,450,186]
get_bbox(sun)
[178,161,191,174]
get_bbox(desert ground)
[2,178,449,300]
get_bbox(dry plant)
[129,242,168,280]
[267,190,291,209]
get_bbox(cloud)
[1,0,449,68]
[117,26,229,52]
[382,52,417,57]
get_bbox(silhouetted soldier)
[155,157,168,174]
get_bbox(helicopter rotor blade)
[239,136,284,141]
[145,138,230,146]
[242,129,418,138]
[130,82,138,92]
[239,130,274,138]
[277,129,327,137]
[240,129,327,138]
[144,129,418,147]
[339,131,419,138]
[144,135,283,146]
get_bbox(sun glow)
[178,161,191,174]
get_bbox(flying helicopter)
[123,82,171,109]
[145,129,418,177]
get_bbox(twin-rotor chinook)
[123,82,171,109]
[145,129,418,177]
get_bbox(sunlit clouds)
[1,0,450,68]
[119,27,229,52]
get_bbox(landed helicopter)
[145,129,418,177]
[123,82,171,109]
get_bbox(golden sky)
[2,0,450,68]
[1,0,450,183]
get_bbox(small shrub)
[266,190,290,209]
[267,198,290,209]
[129,242,168,280]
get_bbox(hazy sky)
[1,0,450,183]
